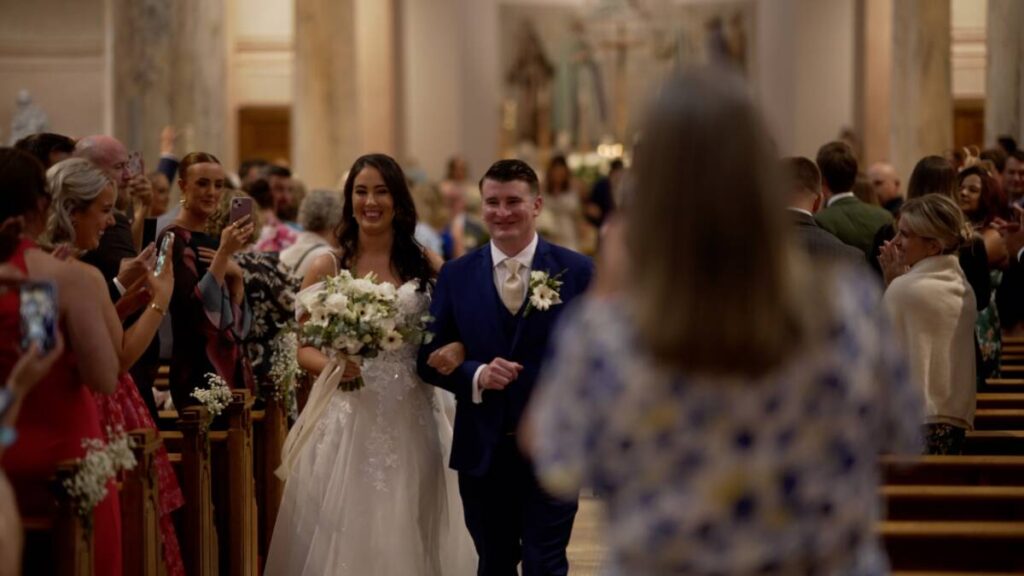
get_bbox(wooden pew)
[881,520,1024,572]
[963,431,1024,455]
[973,408,1024,430]
[175,406,218,576]
[21,461,93,575]
[211,389,258,576]
[977,393,1024,410]
[883,485,1024,521]
[882,455,1024,485]
[983,378,1024,393]
[252,394,287,563]
[120,429,164,576]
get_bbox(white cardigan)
[883,254,977,429]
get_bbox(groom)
[419,159,593,575]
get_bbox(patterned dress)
[234,251,299,400]
[94,373,185,576]
[530,271,922,575]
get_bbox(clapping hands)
[879,239,907,286]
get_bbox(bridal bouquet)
[297,270,433,391]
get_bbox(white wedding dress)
[265,281,477,575]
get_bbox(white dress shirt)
[471,234,538,403]
[826,191,855,207]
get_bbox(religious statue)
[8,90,48,145]
[554,18,609,151]
[507,23,555,148]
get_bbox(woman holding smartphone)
[0,148,123,576]
[159,152,255,411]
[45,157,186,575]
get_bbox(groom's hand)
[479,358,523,391]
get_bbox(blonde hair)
[898,194,972,254]
[627,68,823,377]
[45,157,113,245]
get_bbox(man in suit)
[74,135,161,418]
[419,159,593,576]
[814,141,893,255]
[783,156,864,265]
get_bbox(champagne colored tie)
[501,259,525,314]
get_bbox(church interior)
[4,0,1024,575]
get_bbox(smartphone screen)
[154,231,174,275]
[127,151,144,179]
[20,281,58,352]
[230,196,253,224]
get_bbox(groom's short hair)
[479,159,540,196]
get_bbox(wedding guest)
[526,69,921,575]
[280,189,343,278]
[159,152,255,410]
[0,339,64,576]
[957,165,1012,383]
[868,161,903,215]
[814,141,893,254]
[584,158,622,228]
[870,156,991,312]
[44,157,186,573]
[0,148,122,576]
[207,189,297,399]
[782,156,864,264]
[1002,150,1024,203]
[537,155,584,252]
[239,157,269,191]
[13,132,75,169]
[251,177,298,252]
[147,170,172,218]
[880,194,976,454]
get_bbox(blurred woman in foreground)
[525,68,922,575]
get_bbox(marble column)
[855,0,892,166]
[985,0,1024,146]
[108,0,228,164]
[293,0,398,190]
[891,0,953,182]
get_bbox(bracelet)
[148,302,168,317]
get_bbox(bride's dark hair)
[336,154,435,289]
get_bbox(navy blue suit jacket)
[418,238,593,477]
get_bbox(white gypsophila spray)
[192,373,233,418]
[63,427,136,522]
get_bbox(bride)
[265,154,476,575]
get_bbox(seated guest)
[782,156,865,264]
[880,194,977,454]
[44,157,185,574]
[0,148,122,576]
[814,141,893,254]
[526,69,921,575]
[160,152,255,410]
[280,189,343,278]
[13,132,75,169]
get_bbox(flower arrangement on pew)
[296,270,433,392]
[268,328,301,419]
[63,427,136,529]
[191,373,233,430]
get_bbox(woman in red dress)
[0,148,123,575]
[46,156,186,575]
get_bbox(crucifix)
[601,23,645,144]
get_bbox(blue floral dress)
[530,272,922,576]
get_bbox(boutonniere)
[523,269,566,317]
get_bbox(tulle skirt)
[265,378,476,575]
